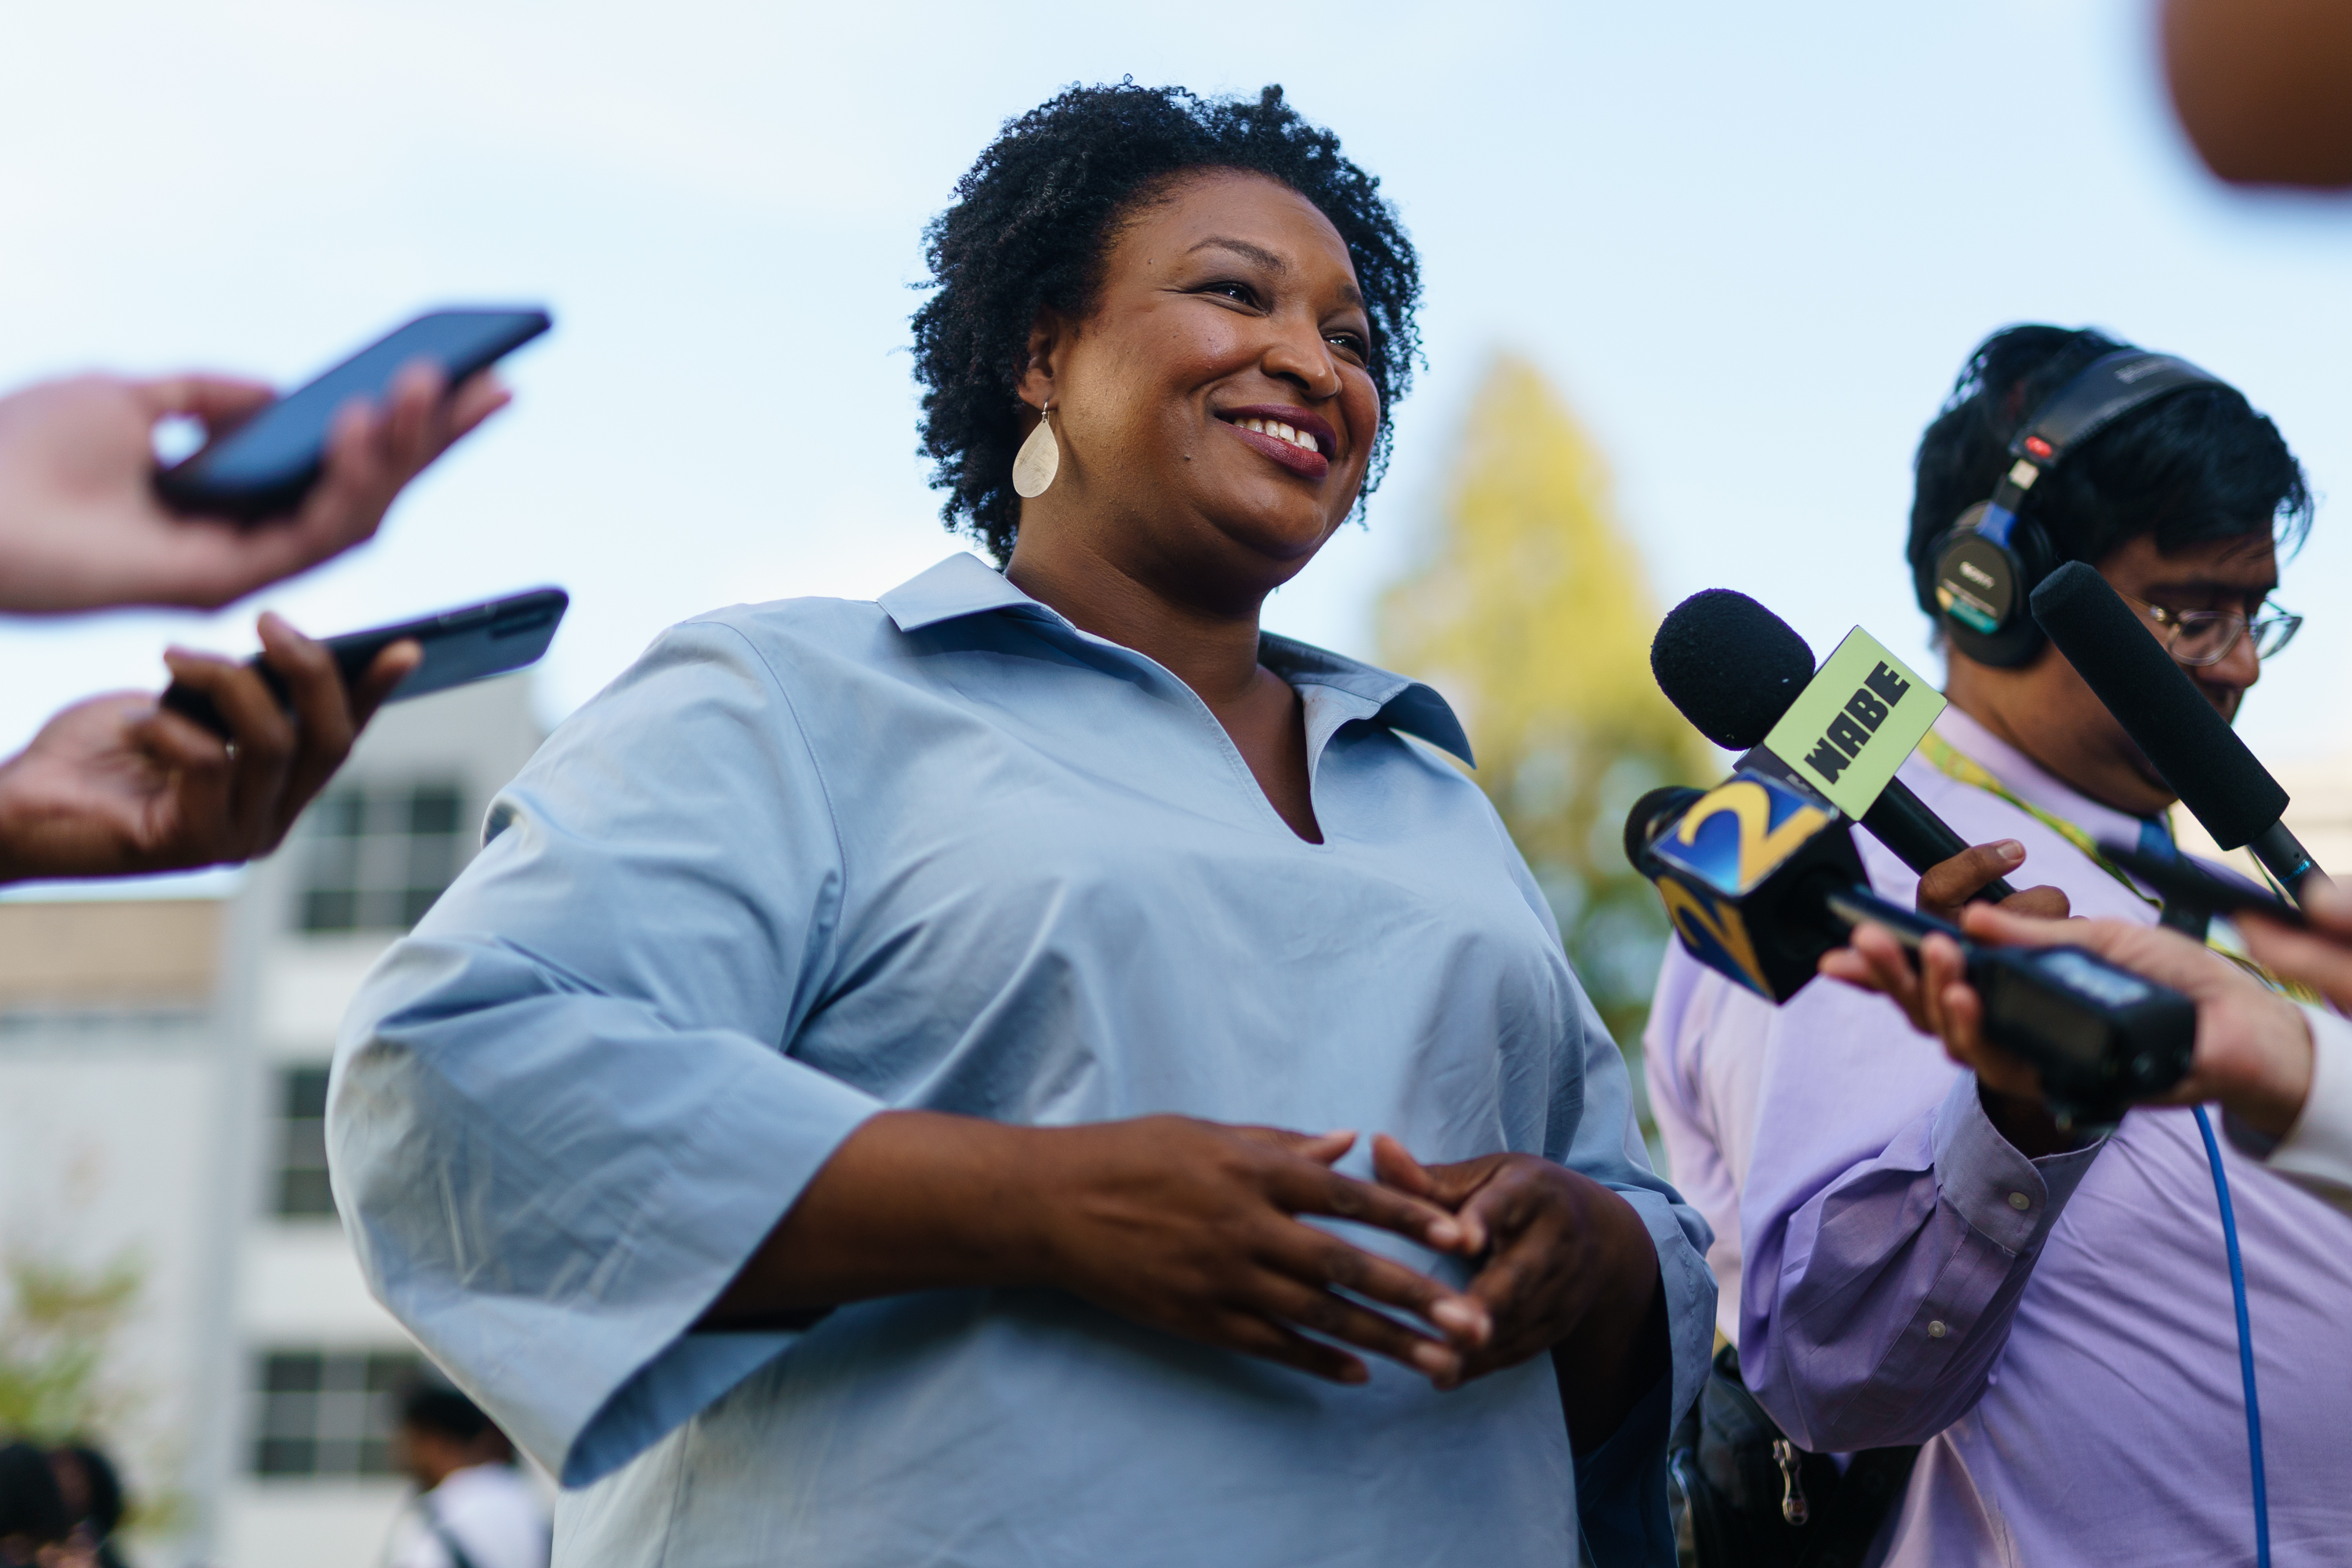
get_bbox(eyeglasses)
[2118,590,2303,667]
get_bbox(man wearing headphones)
[1648,324,2351,1563]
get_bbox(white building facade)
[0,675,544,1567]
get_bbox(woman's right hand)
[1025,1117,1490,1386]
[705,1110,1492,1388]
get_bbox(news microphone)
[1651,590,2019,901]
[2028,562,2325,898]
[1627,772,2194,1123]
[1623,775,1865,1001]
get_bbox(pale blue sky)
[4,0,2350,800]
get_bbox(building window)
[250,1348,423,1478]
[272,1065,334,1220]
[299,782,468,933]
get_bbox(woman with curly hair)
[334,82,1712,1566]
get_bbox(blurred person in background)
[47,1444,127,1568]
[383,1383,550,1568]
[0,1442,67,1568]
[0,360,507,884]
[335,81,1712,1567]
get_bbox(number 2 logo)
[1655,877,1772,997]
[1671,779,1833,892]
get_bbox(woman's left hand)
[1371,1135,1660,1397]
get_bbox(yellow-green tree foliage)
[0,1250,185,1535]
[1379,355,1709,1048]
[0,1251,140,1440]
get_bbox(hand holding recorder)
[2117,835,2352,1014]
[2240,880,2352,1013]
[1630,774,2194,1129]
[1826,895,2310,1137]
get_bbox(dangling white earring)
[1012,404,1059,499]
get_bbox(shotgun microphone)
[1651,590,2019,901]
[2027,562,2325,898]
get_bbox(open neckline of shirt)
[878,554,1472,848]
[1080,622,1343,849]
[1016,612,1365,848]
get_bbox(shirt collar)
[877,553,1475,766]
[878,551,1058,630]
[1932,704,2156,851]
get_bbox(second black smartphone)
[159,587,568,739]
[2102,841,2310,929]
[154,307,551,521]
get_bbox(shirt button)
[1927,1320,1948,1339]
[2007,1191,2032,1211]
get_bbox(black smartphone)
[2100,841,2309,929]
[158,587,568,739]
[154,307,552,521]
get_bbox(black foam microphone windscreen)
[1650,590,1816,749]
[1650,587,2019,900]
[2028,561,2288,850]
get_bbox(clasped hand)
[1035,1121,1657,1393]
[731,1110,1661,1403]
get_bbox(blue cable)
[2194,1105,2270,1568]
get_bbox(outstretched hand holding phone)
[0,365,507,614]
[0,614,419,881]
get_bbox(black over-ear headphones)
[1932,348,2223,667]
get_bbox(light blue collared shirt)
[332,552,1714,1567]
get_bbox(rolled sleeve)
[331,619,880,1486]
[1744,1068,2104,1453]
[1931,1071,2105,1247]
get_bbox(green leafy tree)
[0,1250,183,1536]
[1378,356,1709,1135]
[0,1250,141,1440]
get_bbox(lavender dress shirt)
[1646,946,1774,1347]
[1657,708,2352,1565]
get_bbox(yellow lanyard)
[1916,730,2314,998]
[1916,731,2158,910]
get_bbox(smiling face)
[1007,169,1382,612]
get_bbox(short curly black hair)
[912,82,1422,563]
